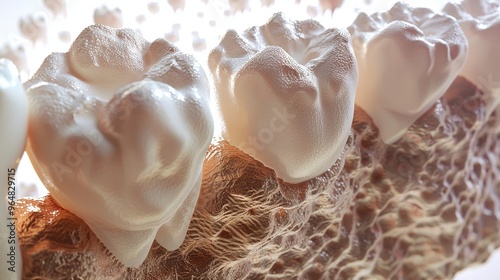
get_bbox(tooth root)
[155,176,201,251]
[87,223,156,268]
[0,59,27,280]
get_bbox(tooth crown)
[209,13,358,184]
[25,25,214,267]
[443,0,500,91]
[348,2,468,144]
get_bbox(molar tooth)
[209,13,357,184]
[443,0,500,91]
[0,59,27,280]
[19,13,48,45]
[167,0,186,12]
[0,38,29,80]
[24,25,213,268]
[348,2,468,144]
[43,0,67,18]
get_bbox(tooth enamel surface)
[209,13,358,184]
[348,2,468,144]
[443,0,500,91]
[24,25,214,268]
[0,59,27,280]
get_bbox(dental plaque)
[348,2,469,144]
[209,13,358,184]
[24,25,214,267]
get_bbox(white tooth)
[93,6,124,28]
[0,38,29,79]
[165,24,182,43]
[167,0,185,12]
[348,2,468,144]
[147,1,161,14]
[43,0,67,18]
[192,32,207,52]
[443,0,500,91]
[0,59,27,280]
[260,0,275,8]
[58,30,72,43]
[165,30,180,43]
[24,25,214,268]
[19,13,48,45]
[319,0,344,13]
[228,0,250,14]
[208,13,358,184]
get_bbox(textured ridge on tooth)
[24,25,214,267]
[209,13,357,184]
[443,0,500,91]
[0,59,27,280]
[68,25,148,99]
[348,2,468,144]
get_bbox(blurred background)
[0,0,499,278]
